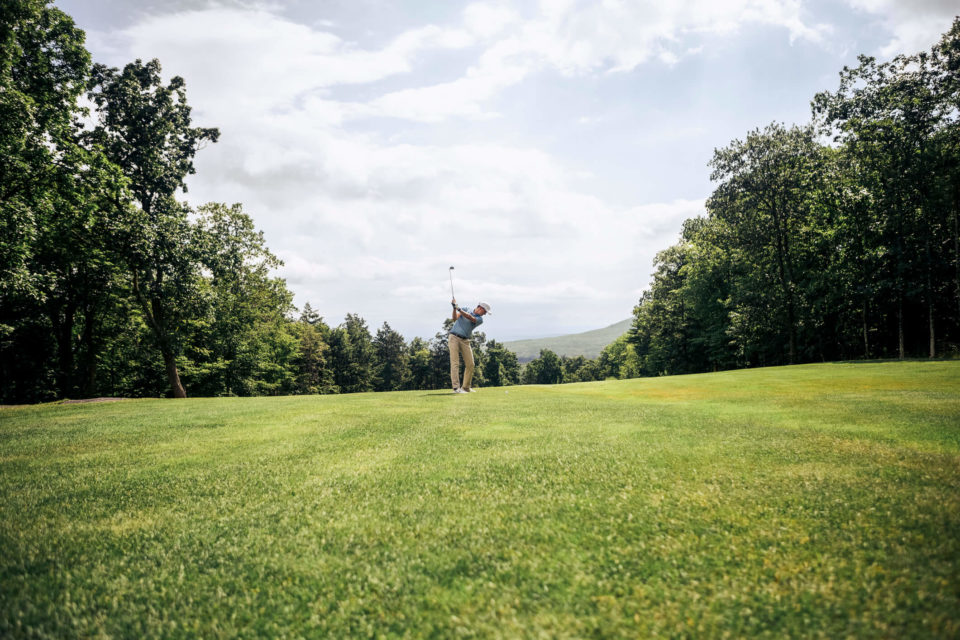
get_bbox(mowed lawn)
[1,362,959,638]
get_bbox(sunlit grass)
[1,361,958,637]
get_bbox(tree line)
[517,335,638,385]
[621,20,960,376]
[0,1,524,402]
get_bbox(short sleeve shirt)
[451,307,483,338]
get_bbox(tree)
[0,1,104,402]
[328,314,375,393]
[87,58,219,397]
[813,45,953,358]
[0,0,90,307]
[484,340,520,386]
[290,303,335,394]
[406,337,434,390]
[598,335,640,379]
[932,20,960,334]
[631,243,693,375]
[467,330,488,388]
[707,123,824,364]
[35,148,130,398]
[523,349,564,385]
[185,202,295,396]
[373,322,409,392]
[573,358,602,382]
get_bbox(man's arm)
[459,309,477,323]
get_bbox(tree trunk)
[49,299,77,398]
[772,216,797,364]
[895,198,905,360]
[953,181,960,328]
[133,270,187,398]
[80,302,99,397]
[862,303,869,359]
[926,235,935,359]
[898,293,905,360]
[162,348,187,398]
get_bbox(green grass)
[502,318,631,361]
[1,361,959,638]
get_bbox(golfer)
[449,299,491,393]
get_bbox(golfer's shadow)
[420,392,456,396]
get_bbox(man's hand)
[451,298,457,308]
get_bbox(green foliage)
[561,354,602,382]
[292,304,336,395]
[183,203,294,396]
[327,314,376,394]
[522,348,564,384]
[484,339,521,386]
[598,334,641,379]
[405,337,434,391]
[0,0,90,303]
[0,0,98,402]
[2,362,958,637]
[86,59,219,215]
[372,322,408,392]
[86,58,220,397]
[708,123,825,364]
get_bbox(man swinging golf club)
[447,266,490,394]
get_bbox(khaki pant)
[449,333,475,390]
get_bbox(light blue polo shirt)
[451,307,483,339]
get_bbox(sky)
[58,0,958,341]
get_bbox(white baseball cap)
[478,302,491,314]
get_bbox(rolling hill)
[503,318,632,362]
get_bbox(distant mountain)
[502,319,632,363]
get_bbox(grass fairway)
[2,362,959,638]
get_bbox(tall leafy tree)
[483,339,520,386]
[35,148,130,398]
[598,335,640,379]
[523,349,564,385]
[87,58,219,397]
[708,123,824,364]
[405,336,434,390]
[186,202,294,396]
[0,1,77,400]
[631,243,694,375]
[813,48,951,358]
[932,20,960,330]
[327,314,375,393]
[292,303,335,394]
[372,322,409,392]
[0,0,90,307]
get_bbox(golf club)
[449,266,456,307]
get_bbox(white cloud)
[354,0,833,123]
[463,2,521,38]
[106,7,475,119]
[525,0,831,75]
[845,0,956,56]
